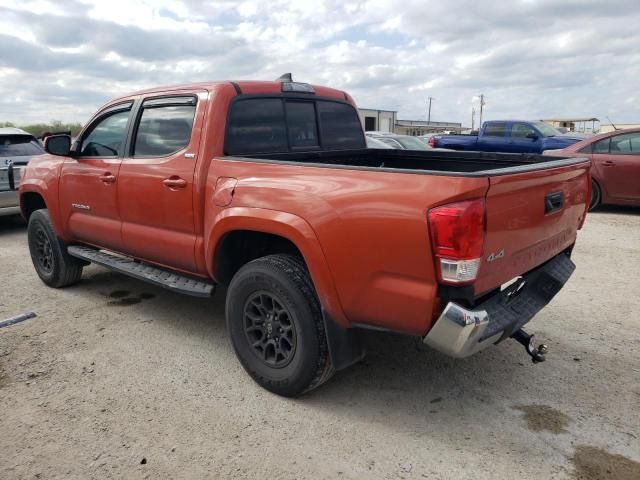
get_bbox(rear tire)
[226,254,334,397]
[27,209,84,287]
[589,179,601,211]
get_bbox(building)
[358,108,397,133]
[394,119,463,136]
[541,117,599,133]
[358,108,462,135]
[599,123,640,133]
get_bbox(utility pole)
[471,107,476,130]
[427,97,434,124]
[478,94,486,126]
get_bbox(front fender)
[18,155,68,240]
[205,206,348,327]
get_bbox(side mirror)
[526,132,539,140]
[44,135,72,156]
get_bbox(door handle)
[99,173,116,184]
[163,177,187,189]
[602,160,615,166]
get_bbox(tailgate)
[474,159,590,295]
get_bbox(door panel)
[593,133,640,200]
[509,123,540,153]
[59,105,133,250]
[60,158,123,249]
[118,92,206,272]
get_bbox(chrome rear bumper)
[423,303,500,358]
[423,252,576,358]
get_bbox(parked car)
[544,128,640,210]
[430,120,583,153]
[366,136,394,149]
[366,133,430,150]
[0,128,44,217]
[20,77,589,396]
[417,133,438,144]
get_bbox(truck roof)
[127,80,349,100]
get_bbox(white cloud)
[0,0,639,125]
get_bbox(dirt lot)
[1,208,639,480]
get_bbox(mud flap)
[322,310,366,370]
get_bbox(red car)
[544,128,640,210]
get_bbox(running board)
[67,245,215,297]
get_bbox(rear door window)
[609,132,640,154]
[484,122,507,137]
[133,98,196,157]
[0,136,43,156]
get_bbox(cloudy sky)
[1,0,639,127]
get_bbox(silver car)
[0,128,44,216]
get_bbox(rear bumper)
[423,252,575,358]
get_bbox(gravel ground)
[1,208,639,480]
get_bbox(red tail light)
[428,198,486,284]
[428,136,436,148]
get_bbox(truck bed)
[230,148,587,176]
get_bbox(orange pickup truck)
[19,76,590,396]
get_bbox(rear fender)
[206,207,347,326]
[206,207,364,370]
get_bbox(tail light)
[428,136,436,148]
[428,198,486,284]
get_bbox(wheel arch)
[20,190,47,220]
[205,207,347,327]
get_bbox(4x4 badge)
[487,249,505,262]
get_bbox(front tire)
[589,179,601,211]
[27,209,84,287]
[226,254,334,397]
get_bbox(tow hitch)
[512,329,548,363]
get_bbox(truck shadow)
[73,267,633,455]
[592,204,640,216]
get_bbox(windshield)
[0,135,44,157]
[531,122,561,137]
[394,136,429,150]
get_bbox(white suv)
[0,128,44,217]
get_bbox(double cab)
[19,77,590,396]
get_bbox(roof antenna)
[276,73,293,82]
[606,116,619,131]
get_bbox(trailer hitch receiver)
[512,329,548,363]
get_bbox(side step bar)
[68,245,215,298]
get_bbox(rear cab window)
[225,97,365,155]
